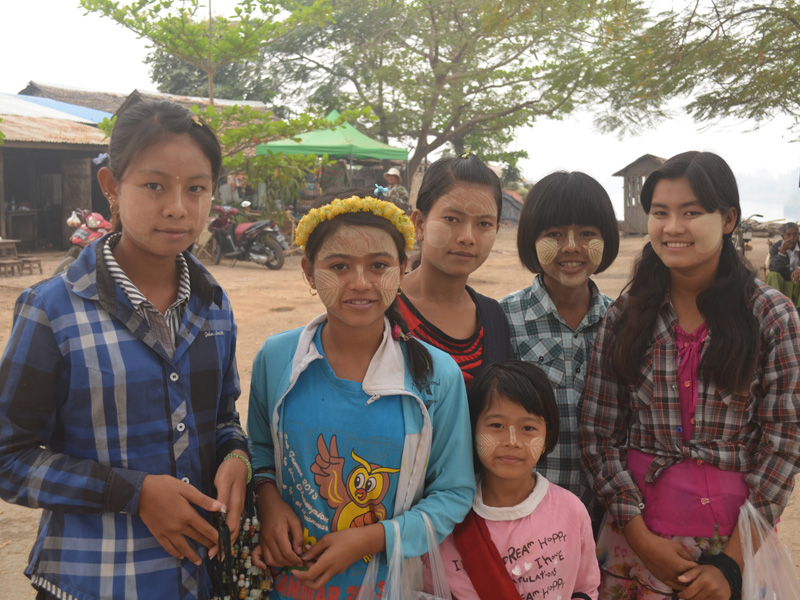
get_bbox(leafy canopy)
[593,0,800,137]
[266,0,651,175]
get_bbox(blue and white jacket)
[247,315,476,563]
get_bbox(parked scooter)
[53,209,113,274]
[208,202,289,270]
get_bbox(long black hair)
[305,189,433,389]
[606,151,758,392]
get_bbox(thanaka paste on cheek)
[588,239,605,265]
[315,269,344,308]
[376,266,401,307]
[425,221,451,248]
[688,212,725,254]
[536,238,558,265]
[526,437,546,463]
[475,433,500,460]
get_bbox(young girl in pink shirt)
[429,360,599,600]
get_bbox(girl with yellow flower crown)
[247,190,475,599]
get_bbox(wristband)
[223,452,252,484]
[254,477,277,490]
[698,553,742,600]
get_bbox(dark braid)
[385,299,433,391]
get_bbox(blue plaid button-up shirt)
[0,237,247,600]
[501,276,611,505]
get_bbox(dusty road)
[1,226,796,596]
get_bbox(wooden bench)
[0,258,24,276]
[17,254,43,275]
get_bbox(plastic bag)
[739,500,800,600]
[356,511,451,600]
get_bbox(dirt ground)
[0,226,796,596]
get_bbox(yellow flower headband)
[295,196,416,252]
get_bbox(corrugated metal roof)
[19,81,128,113]
[15,95,112,124]
[0,93,96,123]
[0,114,107,145]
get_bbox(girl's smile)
[647,177,736,278]
[535,225,604,290]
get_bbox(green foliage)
[98,115,116,139]
[266,0,651,175]
[0,117,4,145]
[593,0,800,137]
[81,0,339,213]
[80,0,333,103]
[145,42,278,101]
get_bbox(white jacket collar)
[290,314,407,395]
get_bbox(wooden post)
[60,157,92,248]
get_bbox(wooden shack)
[613,154,666,235]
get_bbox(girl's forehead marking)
[437,187,497,217]
[318,225,398,259]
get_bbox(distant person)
[766,222,800,308]
[0,101,250,599]
[398,153,512,386]
[500,171,619,532]
[384,167,411,213]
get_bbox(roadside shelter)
[0,93,109,249]
[613,154,666,235]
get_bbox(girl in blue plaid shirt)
[0,101,250,600]
[580,151,800,600]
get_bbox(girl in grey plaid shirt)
[580,151,800,600]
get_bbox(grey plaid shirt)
[500,276,611,505]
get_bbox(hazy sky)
[3,1,799,221]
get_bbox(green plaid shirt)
[500,276,612,505]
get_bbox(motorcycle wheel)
[212,236,223,265]
[264,237,285,270]
[52,246,83,275]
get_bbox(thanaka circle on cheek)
[587,239,604,265]
[475,433,500,460]
[376,266,401,307]
[314,269,345,308]
[536,238,559,265]
[425,221,452,248]
[688,212,726,254]
[526,437,546,463]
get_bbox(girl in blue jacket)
[248,194,475,599]
[0,101,249,600]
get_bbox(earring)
[309,287,317,296]
[416,233,423,240]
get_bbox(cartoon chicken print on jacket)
[311,433,400,531]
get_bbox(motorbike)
[208,202,289,270]
[53,209,113,274]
